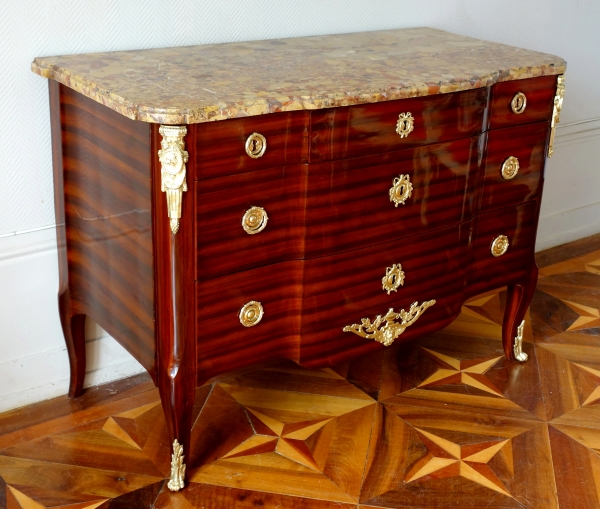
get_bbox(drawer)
[468,201,538,298]
[488,75,556,130]
[480,122,548,211]
[305,136,479,258]
[310,88,487,161]
[196,261,302,382]
[193,110,309,180]
[299,224,470,366]
[195,165,306,280]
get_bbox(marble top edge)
[31,27,566,125]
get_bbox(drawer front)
[468,201,538,297]
[310,88,487,161]
[305,137,479,258]
[194,111,309,180]
[195,165,306,280]
[300,224,470,366]
[489,76,556,130]
[480,122,548,211]
[196,261,302,382]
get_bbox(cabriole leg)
[156,230,196,493]
[502,263,538,362]
[155,124,196,492]
[58,291,86,397]
[158,369,194,492]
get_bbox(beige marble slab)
[31,27,566,125]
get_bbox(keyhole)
[250,137,264,154]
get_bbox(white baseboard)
[0,354,145,414]
[536,202,600,252]
[536,120,600,252]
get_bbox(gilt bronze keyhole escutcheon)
[396,112,415,138]
[389,174,413,207]
[511,92,527,114]
[245,132,267,158]
[382,264,405,294]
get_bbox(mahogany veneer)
[195,165,307,278]
[300,224,471,365]
[194,111,309,179]
[196,261,302,380]
[50,83,156,390]
[310,87,488,161]
[488,75,558,129]
[305,137,478,257]
[44,46,563,490]
[481,122,548,210]
[469,201,539,297]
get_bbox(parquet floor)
[1,234,600,508]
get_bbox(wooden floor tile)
[536,342,600,422]
[549,424,600,509]
[531,249,600,343]
[537,273,600,332]
[360,404,557,508]
[375,331,544,421]
[1,234,600,507]
[188,369,376,503]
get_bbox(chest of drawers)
[32,27,566,491]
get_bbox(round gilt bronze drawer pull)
[511,92,527,114]
[242,206,268,234]
[501,156,520,180]
[491,235,509,257]
[239,301,264,327]
[396,112,415,138]
[245,132,267,158]
[389,174,413,207]
[382,264,405,294]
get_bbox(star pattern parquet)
[360,404,554,508]
[1,239,600,508]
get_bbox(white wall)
[1,0,598,412]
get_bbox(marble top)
[32,28,566,125]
